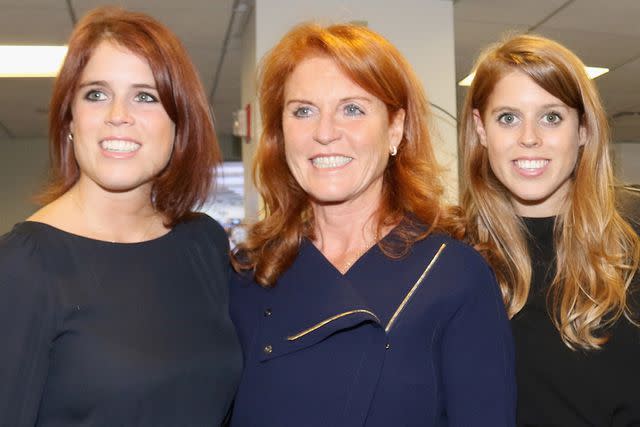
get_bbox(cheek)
[485,143,505,168]
[283,139,305,178]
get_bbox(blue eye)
[344,104,364,116]
[542,112,562,125]
[497,112,518,126]
[134,92,158,103]
[293,106,313,118]
[84,90,107,102]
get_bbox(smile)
[311,155,353,169]
[514,159,549,171]
[100,139,141,153]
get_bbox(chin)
[97,178,150,193]
[308,193,350,205]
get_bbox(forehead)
[79,40,154,83]
[488,70,567,108]
[284,55,369,98]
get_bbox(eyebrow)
[285,96,373,106]
[490,103,569,114]
[77,80,158,90]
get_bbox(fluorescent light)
[0,45,68,77]
[458,66,610,86]
[584,66,609,79]
[458,72,476,87]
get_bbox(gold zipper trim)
[286,309,381,341]
[385,243,446,333]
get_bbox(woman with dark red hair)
[0,7,241,426]
[229,22,515,426]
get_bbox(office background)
[0,0,638,233]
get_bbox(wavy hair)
[41,6,220,226]
[459,34,640,349]
[232,22,457,285]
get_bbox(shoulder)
[616,186,640,234]
[414,231,493,277]
[400,218,491,271]
[0,223,46,274]
[0,222,55,298]
[411,231,500,303]
[179,213,229,249]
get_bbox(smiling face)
[69,40,175,194]
[282,56,404,212]
[474,70,586,217]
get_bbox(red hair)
[42,6,220,226]
[232,22,458,285]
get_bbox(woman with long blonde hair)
[459,33,640,425]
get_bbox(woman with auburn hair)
[459,33,640,425]
[0,6,241,426]
[229,22,515,426]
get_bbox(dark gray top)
[0,214,241,427]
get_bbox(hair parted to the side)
[459,33,640,350]
[232,22,458,286]
[42,6,221,226]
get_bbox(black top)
[0,214,242,427]
[512,216,640,427]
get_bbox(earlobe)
[578,124,587,147]
[389,109,406,148]
[472,109,488,147]
[68,121,75,143]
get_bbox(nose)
[105,98,133,126]
[518,120,541,148]
[312,112,340,145]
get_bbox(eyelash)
[542,112,562,124]
[344,103,364,116]
[496,111,563,126]
[497,112,517,125]
[291,103,366,119]
[134,92,159,103]
[293,106,312,118]
[84,89,107,102]
[82,89,159,103]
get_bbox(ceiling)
[455,0,640,142]
[0,0,639,143]
[0,0,247,141]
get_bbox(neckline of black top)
[14,220,177,247]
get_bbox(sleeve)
[0,232,56,426]
[440,254,516,427]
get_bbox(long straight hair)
[459,34,640,350]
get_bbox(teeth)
[101,139,140,153]
[515,159,548,170]
[311,155,352,169]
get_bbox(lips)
[311,155,353,169]
[100,139,141,153]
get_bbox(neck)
[311,191,390,273]
[31,178,169,243]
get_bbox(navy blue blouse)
[230,229,516,426]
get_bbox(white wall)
[240,8,261,221]
[612,142,640,185]
[0,137,49,234]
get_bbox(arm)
[0,244,55,426]
[440,260,516,427]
